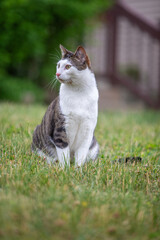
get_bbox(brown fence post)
[106,7,118,85]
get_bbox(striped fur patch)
[32,97,68,156]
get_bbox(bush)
[0,75,44,103]
[120,64,141,82]
[0,0,112,86]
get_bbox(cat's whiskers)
[49,49,61,62]
[51,77,58,91]
[45,80,54,89]
[45,76,58,92]
[55,48,62,60]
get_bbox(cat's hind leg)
[86,136,99,162]
[36,147,58,164]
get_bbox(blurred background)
[0,0,160,110]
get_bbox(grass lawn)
[0,102,160,240]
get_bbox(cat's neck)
[60,68,97,93]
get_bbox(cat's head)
[56,45,91,84]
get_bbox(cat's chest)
[60,87,98,119]
[60,91,96,148]
[63,97,90,118]
[59,85,98,148]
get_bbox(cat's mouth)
[57,77,64,83]
[57,78,72,84]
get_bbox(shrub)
[0,75,44,103]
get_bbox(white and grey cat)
[32,45,99,167]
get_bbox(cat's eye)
[57,63,60,68]
[65,65,71,70]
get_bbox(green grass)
[0,102,160,240]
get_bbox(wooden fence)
[106,2,160,108]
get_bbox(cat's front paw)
[75,160,85,169]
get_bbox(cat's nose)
[56,73,61,77]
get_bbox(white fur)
[37,149,57,165]
[56,146,70,167]
[37,146,70,167]
[57,59,99,167]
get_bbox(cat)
[32,45,99,167]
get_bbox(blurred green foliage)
[120,64,141,82]
[0,0,112,95]
[0,75,44,103]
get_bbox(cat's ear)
[60,44,74,59]
[75,46,91,68]
[60,44,68,58]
